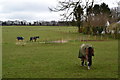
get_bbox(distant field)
[2,26,118,78]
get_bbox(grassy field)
[2,26,118,78]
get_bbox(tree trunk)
[78,25,81,33]
[77,21,81,33]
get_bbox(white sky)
[0,0,119,22]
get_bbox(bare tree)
[49,0,94,33]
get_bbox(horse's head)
[86,47,94,56]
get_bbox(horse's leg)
[83,58,87,66]
[81,58,84,66]
[88,58,92,66]
[32,38,34,42]
[88,62,91,69]
[84,60,87,66]
[87,58,92,70]
[34,38,37,42]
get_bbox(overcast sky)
[0,0,119,22]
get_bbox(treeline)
[0,20,75,26]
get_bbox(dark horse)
[78,44,94,69]
[16,37,24,41]
[30,36,39,42]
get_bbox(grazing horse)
[78,44,94,69]
[30,36,39,42]
[16,37,24,41]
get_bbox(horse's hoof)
[88,66,90,70]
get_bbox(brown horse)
[78,44,94,69]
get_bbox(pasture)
[2,26,118,78]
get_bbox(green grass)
[2,26,118,78]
